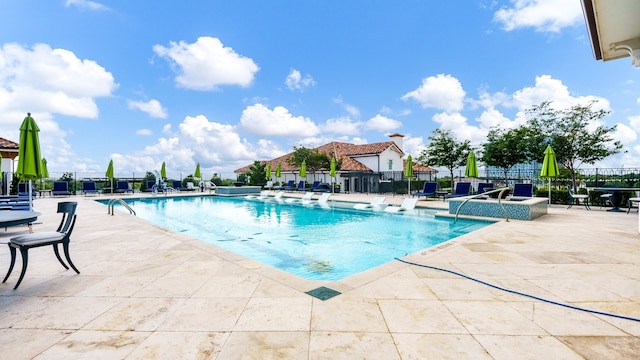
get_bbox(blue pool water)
[104,196,490,281]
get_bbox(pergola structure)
[581,0,640,66]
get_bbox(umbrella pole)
[29,180,33,211]
[548,178,551,206]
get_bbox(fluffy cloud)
[239,103,319,137]
[65,0,110,11]
[128,99,168,118]
[401,74,466,113]
[321,116,362,135]
[153,37,259,90]
[285,68,316,91]
[493,0,583,32]
[365,114,402,132]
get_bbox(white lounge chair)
[271,191,285,202]
[304,192,331,206]
[353,196,387,210]
[246,190,271,200]
[384,198,418,213]
[285,192,314,203]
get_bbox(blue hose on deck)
[395,258,640,323]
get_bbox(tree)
[526,101,623,190]
[286,146,332,178]
[416,129,471,189]
[481,126,532,184]
[245,161,267,185]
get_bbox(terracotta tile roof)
[235,141,437,173]
[0,137,19,150]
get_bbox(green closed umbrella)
[404,155,413,194]
[299,160,306,178]
[275,163,281,178]
[0,153,3,181]
[540,145,560,205]
[16,113,44,210]
[41,158,49,179]
[329,157,336,193]
[265,163,271,180]
[464,151,478,178]
[194,162,202,189]
[106,159,114,193]
[160,161,167,181]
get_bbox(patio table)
[593,187,640,212]
[0,211,40,235]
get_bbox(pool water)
[105,196,490,281]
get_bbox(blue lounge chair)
[445,182,471,199]
[413,182,438,199]
[510,183,533,201]
[296,180,311,191]
[115,181,133,194]
[17,183,36,199]
[477,182,494,195]
[52,181,72,197]
[172,180,182,191]
[81,181,99,196]
[281,180,296,191]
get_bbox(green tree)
[245,161,267,185]
[481,126,532,184]
[526,101,623,190]
[286,146,332,177]
[416,129,471,189]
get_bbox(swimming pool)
[105,196,490,281]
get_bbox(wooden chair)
[3,202,79,290]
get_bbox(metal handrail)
[454,187,510,223]
[107,198,136,216]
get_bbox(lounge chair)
[285,192,314,203]
[172,180,182,191]
[308,192,332,207]
[144,181,156,192]
[115,180,133,194]
[627,192,640,214]
[264,181,274,190]
[296,180,311,191]
[271,191,285,201]
[246,190,271,200]
[276,180,295,191]
[17,183,36,199]
[81,181,99,196]
[567,185,590,210]
[477,182,494,195]
[353,196,388,211]
[412,182,438,199]
[2,201,79,290]
[52,181,72,197]
[384,198,418,213]
[445,182,471,199]
[510,183,533,201]
[0,196,31,210]
[185,182,196,191]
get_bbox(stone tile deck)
[1,192,639,359]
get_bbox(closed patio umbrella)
[106,159,114,193]
[40,158,49,193]
[275,162,281,179]
[540,145,560,205]
[330,157,336,193]
[299,160,307,178]
[404,155,413,195]
[194,162,202,189]
[16,113,44,210]
[265,163,271,180]
[160,161,167,181]
[464,151,478,178]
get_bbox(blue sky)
[1,0,638,179]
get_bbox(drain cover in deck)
[306,286,341,300]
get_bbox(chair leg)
[2,245,16,283]
[13,248,30,290]
[62,242,80,274]
[52,244,70,270]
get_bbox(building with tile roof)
[235,134,437,193]
[0,137,19,195]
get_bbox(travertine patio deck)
[1,192,639,359]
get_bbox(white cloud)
[128,99,168,118]
[285,68,316,91]
[239,103,319,137]
[365,114,402,132]
[136,129,152,136]
[614,123,637,145]
[493,0,583,32]
[401,74,466,113]
[433,112,487,145]
[0,43,117,118]
[153,36,259,90]
[402,135,425,158]
[333,96,360,117]
[65,0,110,11]
[321,116,362,135]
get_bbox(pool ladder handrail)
[454,187,510,223]
[107,198,136,216]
